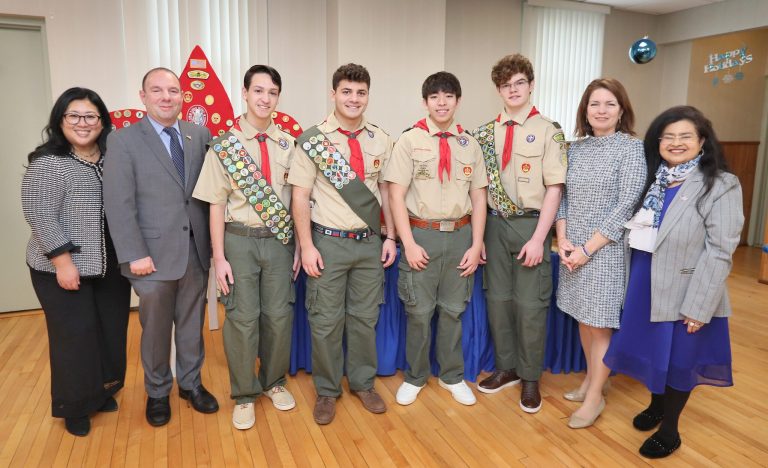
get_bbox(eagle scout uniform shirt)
[489,103,566,211]
[383,117,487,220]
[287,112,392,230]
[193,116,294,226]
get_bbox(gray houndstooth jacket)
[630,167,743,324]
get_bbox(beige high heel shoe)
[563,379,611,402]
[568,398,606,429]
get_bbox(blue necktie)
[163,127,185,183]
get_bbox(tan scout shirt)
[287,112,392,230]
[193,115,294,227]
[489,103,566,210]
[383,117,487,220]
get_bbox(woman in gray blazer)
[604,106,744,459]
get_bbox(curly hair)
[332,63,371,90]
[491,54,534,87]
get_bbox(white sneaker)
[439,380,477,406]
[396,381,424,405]
[266,385,296,411]
[232,402,255,430]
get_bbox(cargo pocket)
[305,280,318,311]
[219,283,236,311]
[397,262,417,306]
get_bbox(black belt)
[225,222,275,238]
[312,222,372,240]
[488,208,540,218]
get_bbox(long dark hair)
[636,105,730,213]
[28,87,112,162]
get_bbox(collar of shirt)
[423,115,462,136]
[322,111,372,134]
[236,114,280,142]
[147,115,181,136]
[498,102,535,126]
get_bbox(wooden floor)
[1,247,767,467]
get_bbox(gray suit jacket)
[641,168,743,323]
[104,117,212,280]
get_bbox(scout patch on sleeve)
[553,131,565,143]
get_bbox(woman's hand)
[683,317,705,334]
[562,244,592,272]
[558,237,576,263]
[51,252,80,290]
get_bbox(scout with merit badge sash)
[472,107,544,218]
[210,120,294,244]
[297,126,381,235]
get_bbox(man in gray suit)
[104,67,219,426]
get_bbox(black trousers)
[30,256,131,418]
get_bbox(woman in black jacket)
[22,87,131,436]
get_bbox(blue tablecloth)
[289,253,586,381]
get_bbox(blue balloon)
[629,37,657,64]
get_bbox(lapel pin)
[185,135,192,140]
[681,196,688,201]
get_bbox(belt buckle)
[439,220,455,232]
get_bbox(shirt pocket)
[273,150,292,186]
[514,144,543,184]
[412,150,437,180]
[454,152,476,183]
[363,140,387,178]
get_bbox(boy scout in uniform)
[289,63,396,425]
[384,71,487,407]
[472,54,566,414]
[193,65,299,430]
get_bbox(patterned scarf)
[626,154,701,252]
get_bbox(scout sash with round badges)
[298,126,381,234]
[472,122,525,217]
[211,132,294,244]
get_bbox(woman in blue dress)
[604,106,743,459]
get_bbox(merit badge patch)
[521,163,531,173]
[187,105,208,126]
[457,136,469,147]
[526,134,535,143]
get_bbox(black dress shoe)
[65,416,91,436]
[179,385,219,414]
[639,431,681,459]
[146,396,171,426]
[98,396,119,413]
[633,409,663,431]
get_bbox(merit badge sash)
[472,122,525,217]
[298,126,381,234]
[211,132,294,244]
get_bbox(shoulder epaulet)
[401,127,415,134]
[538,115,562,130]
[366,122,390,137]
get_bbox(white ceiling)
[580,0,727,15]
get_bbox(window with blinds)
[522,1,608,138]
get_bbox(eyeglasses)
[659,133,697,144]
[499,79,530,91]
[63,113,101,126]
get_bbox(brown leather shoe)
[520,380,542,413]
[353,388,387,414]
[313,396,336,425]
[477,370,521,394]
